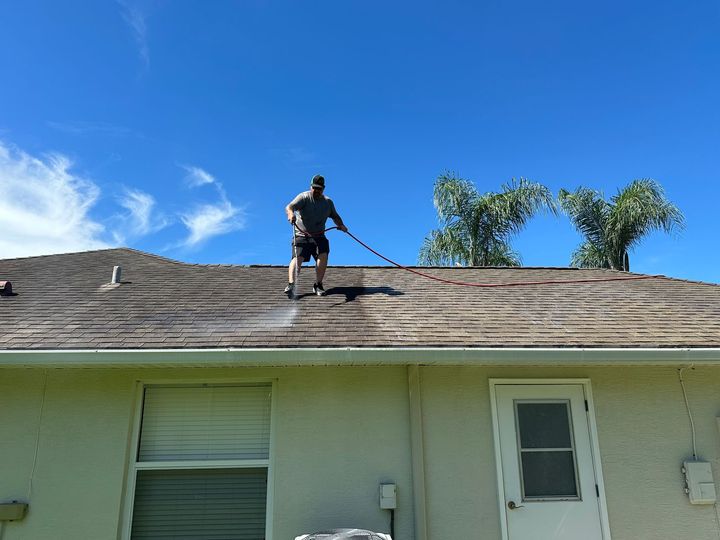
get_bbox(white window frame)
[513,398,581,501]
[119,378,277,540]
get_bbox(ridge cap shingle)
[0,246,131,262]
[2,249,718,288]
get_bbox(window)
[514,400,580,501]
[127,384,272,539]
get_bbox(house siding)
[420,365,720,540]
[1,364,719,540]
[0,366,415,540]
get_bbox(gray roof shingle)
[1,248,719,350]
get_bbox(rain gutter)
[0,347,719,368]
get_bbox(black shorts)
[291,235,330,261]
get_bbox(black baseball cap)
[311,174,325,189]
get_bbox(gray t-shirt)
[288,191,341,237]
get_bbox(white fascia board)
[0,347,719,368]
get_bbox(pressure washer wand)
[291,221,299,299]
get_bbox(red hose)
[293,224,661,288]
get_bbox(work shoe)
[284,282,295,298]
[313,282,326,296]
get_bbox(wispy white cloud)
[0,144,245,258]
[182,165,216,187]
[284,147,316,164]
[113,188,169,243]
[180,200,245,248]
[118,0,149,68]
[47,120,135,137]
[119,189,156,234]
[0,143,110,258]
[269,146,318,166]
[178,164,246,247]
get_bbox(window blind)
[131,468,267,539]
[138,385,272,461]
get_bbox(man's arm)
[285,204,296,224]
[329,200,348,232]
[332,216,347,232]
[286,193,305,224]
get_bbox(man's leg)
[288,255,305,283]
[315,252,328,284]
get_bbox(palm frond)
[483,242,522,267]
[558,187,609,247]
[570,241,609,268]
[432,172,479,225]
[608,178,685,253]
[561,179,684,270]
[418,227,468,266]
[420,173,554,267]
[498,177,558,233]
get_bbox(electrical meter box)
[682,460,717,505]
[379,483,397,509]
[0,502,28,521]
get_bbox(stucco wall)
[419,365,720,540]
[1,364,719,540]
[0,367,414,540]
[0,369,133,540]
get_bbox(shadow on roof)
[323,285,404,305]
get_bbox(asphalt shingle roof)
[1,248,719,350]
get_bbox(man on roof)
[285,174,348,297]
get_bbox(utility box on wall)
[682,461,717,505]
[379,483,397,509]
[0,502,28,521]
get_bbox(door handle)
[507,500,525,510]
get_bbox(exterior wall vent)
[0,281,12,296]
[111,266,122,285]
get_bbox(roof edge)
[1,347,719,368]
[2,248,716,285]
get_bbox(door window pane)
[517,402,572,448]
[521,451,578,497]
[515,400,580,500]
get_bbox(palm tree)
[419,172,556,266]
[558,179,684,271]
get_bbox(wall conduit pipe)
[408,365,428,540]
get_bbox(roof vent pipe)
[111,266,122,285]
[0,281,12,296]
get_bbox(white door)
[493,383,605,540]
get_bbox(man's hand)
[338,224,348,233]
[288,214,296,224]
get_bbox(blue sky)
[1,1,718,283]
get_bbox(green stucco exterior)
[1,363,719,539]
